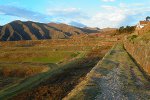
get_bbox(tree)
[146,16,150,21]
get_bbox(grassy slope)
[0,58,85,99]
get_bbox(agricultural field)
[0,37,115,99]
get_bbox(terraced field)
[0,33,149,100]
[0,37,115,99]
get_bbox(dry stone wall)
[124,41,150,75]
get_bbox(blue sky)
[0,0,150,28]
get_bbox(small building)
[136,21,149,30]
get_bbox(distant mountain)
[77,27,101,33]
[69,21,87,28]
[48,23,85,36]
[0,20,86,41]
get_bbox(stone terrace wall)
[124,41,150,75]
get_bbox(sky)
[0,0,150,28]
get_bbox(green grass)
[31,57,60,63]
[0,50,84,63]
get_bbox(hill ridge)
[0,20,87,41]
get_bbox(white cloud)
[46,3,150,28]
[79,5,127,28]
[77,3,150,28]
[102,0,115,2]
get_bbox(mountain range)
[0,20,94,41]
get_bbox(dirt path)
[95,46,150,100]
[64,44,150,100]
[95,67,128,100]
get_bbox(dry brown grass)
[0,64,50,78]
[0,66,45,78]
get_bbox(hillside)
[0,20,114,42]
[0,21,87,41]
[48,23,85,35]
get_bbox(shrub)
[127,35,138,42]
[71,52,80,58]
[116,26,135,34]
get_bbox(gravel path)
[95,66,128,100]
